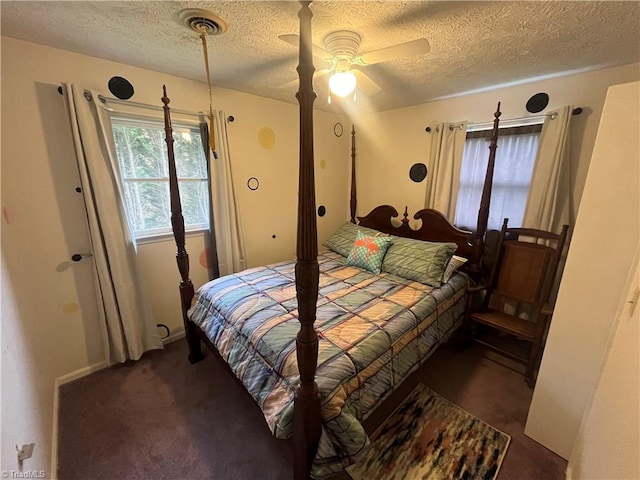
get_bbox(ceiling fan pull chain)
[200,31,217,158]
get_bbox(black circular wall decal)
[333,123,343,137]
[409,163,428,183]
[108,76,134,100]
[317,205,326,217]
[247,177,259,191]
[526,92,549,113]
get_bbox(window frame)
[455,122,543,231]
[109,113,209,240]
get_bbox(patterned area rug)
[346,383,510,480]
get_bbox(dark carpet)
[57,339,566,480]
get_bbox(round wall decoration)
[108,76,134,100]
[317,205,326,217]
[333,123,344,137]
[258,127,276,149]
[409,163,428,183]
[526,92,549,113]
[247,177,260,191]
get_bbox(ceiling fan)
[279,30,430,102]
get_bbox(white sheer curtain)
[424,121,468,220]
[208,110,246,276]
[455,132,540,230]
[522,106,573,232]
[63,84,162,365]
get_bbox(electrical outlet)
[17,443,34,462]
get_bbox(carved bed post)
[350,124,357,223]
[162,86,204,364]
[468,102,501,276]
[293,2,321,480]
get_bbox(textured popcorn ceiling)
[2,1,639,112]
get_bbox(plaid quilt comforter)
[188,250,468,478]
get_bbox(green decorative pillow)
[346,230,393,274]
[381,237,457,287]
[323,222,382,258]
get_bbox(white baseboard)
[51,382,59,480]
[56,361,108,387]
[162,330,185,345]
[50,361,107,479]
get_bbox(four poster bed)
[161,3,501,479]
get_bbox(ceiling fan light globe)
[329,71,357,97]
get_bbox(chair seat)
[470,309,536,342]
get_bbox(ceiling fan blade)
[278,34,332,61]
[315,68,332,78]
[354,70,382,96]
[359,38,430,65]
[280,68,333,89]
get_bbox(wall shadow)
[34,81,104,364]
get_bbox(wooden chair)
[465,218,569,386]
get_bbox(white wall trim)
[55,361,108,387]
[51,382,59,480]
[50,361,107,479]
[162,330,185,345]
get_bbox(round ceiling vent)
[178,8,228,35]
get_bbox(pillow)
[442,255,468,283]
[346,230,393,274]
[381,237,457,287]
[323,222,382,258]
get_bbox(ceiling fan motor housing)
[324,30,361,61]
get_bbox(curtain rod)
[426,107,583,133]
[57,84,207,118]
[97,94,206,119]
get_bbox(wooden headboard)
[358,205,474,259]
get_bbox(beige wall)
[349,63,639,224]
[1,36,349,476]
[525,81,640,459]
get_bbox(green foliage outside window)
[111,117,209,236]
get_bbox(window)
[111,116,209,238]
[455,124,542,230]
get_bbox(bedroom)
[1,1,639,479]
